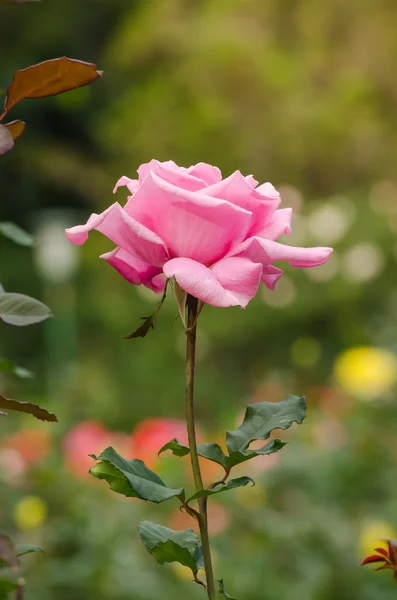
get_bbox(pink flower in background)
[66,160,332,308]
[63,420,130,478]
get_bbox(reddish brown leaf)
[3,120,26,141]
[388,540,397,564]
[0,394,57,422]
[374,547,390,558]
[361,554,386,565]
[4,57,103,113]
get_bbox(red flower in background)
[132,418,190,468]
[361,540,397,583]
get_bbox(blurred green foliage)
[1,0,397,599]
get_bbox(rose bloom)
[66,160,332,307]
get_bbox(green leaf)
[217,579,237,599]
[89,447,184,504]
[187,476,254,502]
[158,438,190,458]
[15,544,43,557]
[226,438,286,470]
[126,280,168,339]
[0,222,33,246]
[0,394,57,422]
[197,443,227,469]
[125,315,155,339]
[138,521,202,574]
[0,359,34,379]
[0,579,18,598]
[0,291,52,326]
[226,395,306,465]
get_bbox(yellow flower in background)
[359,521,396,558]
[14,496,48,530]
[334,346,397,399]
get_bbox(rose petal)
[203,171,280,237]
[185,162,222,186]
[126,171,252,265]
[163,257,262,308]
[211,257,263,307]
[261,265,284,290]
[256,181,280,199]
[259,208,292,240]
[65,202,169,267]
[137,160,206,191]
[113,176,139,195]
[245,174,259,188]
[101,247,165,293]
[234,236,333,268]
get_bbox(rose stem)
[185,294,217,600]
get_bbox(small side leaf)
[226,395,306,456]
[158,438,190,458]
[226,439,286,470]
[125,315,155,339]
[0,291,52,326]
[187,476,254,503]
[126,280,168,339]
[138,521,202,574]
[173,280,187,327]
[15,544,43,557]
[217,579,237,599]
[0,395,57,422]
[89,446,184,504]
[0,222,33,246]
[158,439,228,470]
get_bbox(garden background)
[1,0,397,598]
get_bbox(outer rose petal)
[185,162,222,186]
[113,176,139,195]
[261,265,284,290]
[126,171,252,265]
[137,160,206,191]
[163,257,262,308]
[259,208,292,240]
[203,171,280,237]
[256,181,280,199]
[234,236,333,268]
[65,202,169,267]
[101,247,165,293]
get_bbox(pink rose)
[66,160,332,308]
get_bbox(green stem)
[185,295,217,600]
